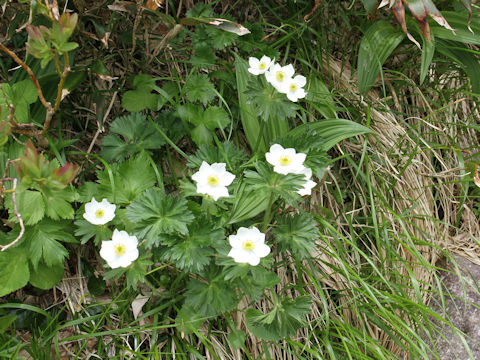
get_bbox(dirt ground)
[430,255,480,360]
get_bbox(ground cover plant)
[0,0,479,359]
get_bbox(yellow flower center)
[114,244,126,256]
[242,240,255,251]
[95,209,105,218]
[289,83,298,92]
[279,155,292,166]
[207,175,220,186]
[276,71,285,82]
[259,62,267,70]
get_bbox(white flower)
[99,229,139,269]
[296,167,317,196]
[248,55,274,75]
[265,144,307,175]
[265,63,295,93]
[83,198,116,225]
[228,226,270,266]
[191,161,235,201]
[284,75,307,102]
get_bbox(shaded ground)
[431,255,480,360]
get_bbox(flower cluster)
[248,55,307,102]
[266,144,317,196]
[83,198,139,269]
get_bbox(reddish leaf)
[392,0,421,48]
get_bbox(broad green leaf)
[245,295,312,340]
[25,219,75,269]
[97,154,156,205]
[101,112,165,162]
[184,74,216,104]
[306,78,337,119]
[29,261,64,290]
[43,188,75,220]
[289,119,372,151]
[203,106,230,130]
[0,248,30,297]
[122,90,158,112]
[184,277,237,317]
[126,188,194,248]
[227,182,269,224]
[0,315,17,334]
[360,0,379,15]
[191,123,212,145]
[273,213,318,259]
[357,20,405,93]
[6,189,45,225]
[234,55,265,152]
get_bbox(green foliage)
[74,219,112,245]
[0,248,30,297]
[100,113,165,162]
[187,142,247,171]
[184,74,216,105]
[126,188,194,248]
[273,213,318,259]
[357,21,405,93]
[245,295,312,341]
[122,74,174,112]
[0,79,38,123]
[29,261,64,290]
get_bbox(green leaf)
[184,74,216,104]
[184,277,237,317]
[101,112,165,162]
[228,329,246,350]
[288,119,372,151]
[0,247,30,297]
[29,261,64,290]
[122,90,158,112]
[420,32,435,84]
[227,182,270,224]
[191,123,212,145]
[97,153,156,205]
[245,296,312,340]
[273,213,318,259]
[203,106,230,130]
[357,20,405,93]
[0,315,17,334]
[58,41,78,53]
[305,78,337,119]
[74,219,113,245]
[6,189,44,225]
[360,0,379,15]
[126,188,194,248]
[204,26,237,50]
[234,55,265,152]
[187,141,247,171]
[25,219,75,269]
[43,188,76,220]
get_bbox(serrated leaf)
[122,90,158,112]
[97,154,156,205]
[273,213,318,259]
[0,248,30,297]
[184,277,237,317]
[25,219,75,269]
[101,112,165,161]
[29,261,64,290]
[245,295,312,340]
[126,188,194,248]
[204,25,238,49]
[6,189,45,225]
[74,219,113,245]
[187,141,247,171]
[357,20,405,93]
[43,188,75,220]
[203,106,230,130]
[184,74,216,104]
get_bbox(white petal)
[298,179,317,196]
[248,57,260,68]
[235,227,251,240]
[248,68,261,75]
[253,243,270,258]
[294,75,307,87]
[259,55,271,65]
[196,183,210,195]
[286,92,299,102]
[208,185,229,201]
[273,165,291,175]
[294,152,307,165]
[99,241,115,262]
[229,234,243,248]
[247,256,260,266]
[265,151,278,166]
[211,162,227,173]
[199,161,210,172]
[284,64,295,77]
[228,248,251,264]
[220,171,235,186]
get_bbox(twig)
[148,24,183,64]
[0,43,52,113]
[0,177,25,252]
[304,0,321,22]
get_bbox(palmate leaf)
[187,141,247,171]
[126,188,194,248]
[184,74,216,104]
[96,153,156,205]
[184,276,238,317]
[24,219,76,270]
[273,213,318,259]
[0,248,30,297]
[101,113,165,162]
[245,295,312,341]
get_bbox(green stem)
[148,116,188,160]
[262,191,275,232]
[253,120,266,155]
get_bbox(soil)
[430,255,480,360]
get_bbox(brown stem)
[0,177,25,252]
[0,43,52,113]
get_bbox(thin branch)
[0,177,25,252]
[0,43,52,112]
